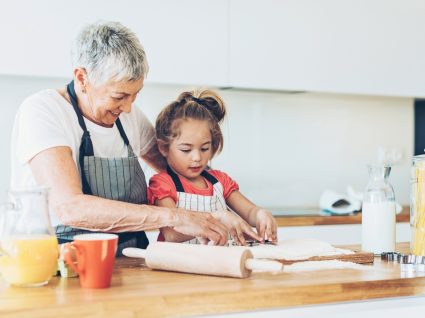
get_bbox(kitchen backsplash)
[0,75,413,206]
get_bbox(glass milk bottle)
[0,186,59,287]
[361,165,396,254]
[411,155,425,256]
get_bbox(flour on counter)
[249,238,354,260]
[283,260,370,272]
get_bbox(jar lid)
[413,154,425,162]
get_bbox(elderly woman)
[10,21,238,250]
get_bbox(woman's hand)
[255,209,278,243]
[212,211,261,246]
[172,209,229,246]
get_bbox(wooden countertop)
[1,243,424,318]
[275,207,410,226]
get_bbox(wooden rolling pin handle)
[122,247,147,259]
[245,258,283,272]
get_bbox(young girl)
[147,89,278,246]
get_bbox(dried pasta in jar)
[411,155,425,255]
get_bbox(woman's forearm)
[29,147,174,232]
[55,194,229,245]
[55,193,176,232]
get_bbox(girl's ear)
[157,140,168,157]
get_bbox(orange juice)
[0,235,58,286]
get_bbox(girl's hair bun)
[183,89,226,123]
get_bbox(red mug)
[64,233,118,288]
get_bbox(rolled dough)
[249,238,354,260]
[283,260,369,272]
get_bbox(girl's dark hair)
[155,88,226,157]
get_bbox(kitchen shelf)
[273,207,410,227]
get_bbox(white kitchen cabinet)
[0,0,228,87]
[229,0,425,97]
[3,0,425,97]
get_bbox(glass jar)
[411,155,425,256]
[361,164,396,254]
[0,186,59,287]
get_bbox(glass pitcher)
[361,164,396,254]
[0,186,59,287]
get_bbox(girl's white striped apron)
[166,166,229,244]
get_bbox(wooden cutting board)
[276,249,374,265]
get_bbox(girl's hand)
[212,211,261,246]
[256,209,278,243]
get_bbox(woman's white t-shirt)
[10,89,156,225]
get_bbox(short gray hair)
[71,21,149,85]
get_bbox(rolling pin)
[123,242,283,278]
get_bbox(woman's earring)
[82,86,86,94]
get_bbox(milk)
[361,201,396,254]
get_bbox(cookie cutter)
[232,240,274,247]
[381,252,425,272]
[380,252,400,262]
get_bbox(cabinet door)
[0,0,228,86]
[229,0,425,97]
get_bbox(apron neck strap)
[67,81,88,133]
[166,166,219,193]
[201,170,219,185]
[167,166,185,192]
[115,118,129,146]
[66,81,93,194]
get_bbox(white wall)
[0,75,413,206]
